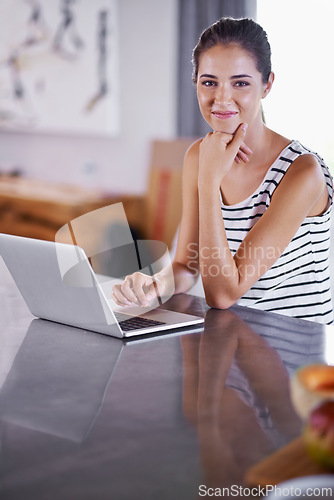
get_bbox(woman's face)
[196,43,273,135]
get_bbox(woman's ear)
[262,72,275,99]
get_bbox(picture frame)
[0,0,119,136]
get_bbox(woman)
[113,17,333,324]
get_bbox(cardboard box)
[145,138,195,248]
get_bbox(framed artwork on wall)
[0,0,119,136]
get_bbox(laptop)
[0,233,204,338]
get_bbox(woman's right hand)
[198,124,250,186]
[112,272,163,307]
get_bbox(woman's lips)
[212,111,237,119]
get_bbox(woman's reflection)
[181,308,302,489]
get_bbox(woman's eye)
[234,81,249,87]
[202,80,217,87]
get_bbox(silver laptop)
[0,233,204,338]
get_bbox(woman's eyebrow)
[199,73,218,79]
[199,73,253,79]
[231,74,253,79]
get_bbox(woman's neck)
[244,123,290,170]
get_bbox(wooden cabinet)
[0,176,144,242]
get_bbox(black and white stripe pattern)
[221,140,334,324]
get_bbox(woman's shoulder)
[272,140,331,216]
[282,140,331,185]
[185,138,202,160]
[268,133,329,177]
[278,138,328,168]
[182,138,202,179]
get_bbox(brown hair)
[192,17,272,84]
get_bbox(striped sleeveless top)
[222,140,334,325]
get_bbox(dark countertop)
[0,257,331,499]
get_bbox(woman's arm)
[112,140,202,307]
[112,131,253,307]
[171,139,202,292]
[197,128,328,309]
[172,130,253,294]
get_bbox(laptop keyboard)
[117,315,167,332]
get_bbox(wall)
[257,0,334,170]
[0,0,179,195]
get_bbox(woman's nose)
[214,85,232,105]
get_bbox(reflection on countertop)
[0,260,330,499]
[181,306,325,491]
[0,319,123,442]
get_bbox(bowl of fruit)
[291,363,334,470]
[290,363,334,419]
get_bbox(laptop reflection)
[0,319,123,442]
